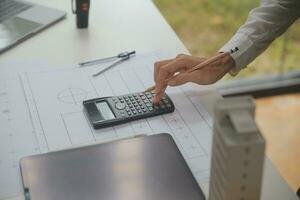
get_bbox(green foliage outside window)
[154,0,300,79]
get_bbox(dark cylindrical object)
[72,0,90,28]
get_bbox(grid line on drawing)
[131,68,187,143]
[102,73,133,137]
[179,86,213,129]
[82,110,97,141]
[163,111,205,159]
[61,111,97,144]
[57,88,89,105]
[131,67,192,156]
[106,71,141,135]
[189,99,212,127]
[88,75,100,97]
[60,113,73,145]
[19,75,42,154]
[146,66,212,153]
[144,67,208,158]
[25,72,50,150]
[175,107,208,156]
[117,70,154,135]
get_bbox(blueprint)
[0,52,214,199]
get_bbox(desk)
[0,0,297,199]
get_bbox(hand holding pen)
[146,48,238,104]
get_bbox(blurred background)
[154,0,300,79]
[154,0,300,192]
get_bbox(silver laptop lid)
[0,0,65,53]
[20,134,205,200]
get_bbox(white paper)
[0,52,214,198]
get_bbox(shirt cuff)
[219,33,253,76]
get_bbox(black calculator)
[83,92,175,129]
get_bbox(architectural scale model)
[209,96,266,200]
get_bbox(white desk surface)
[0,0,297,199]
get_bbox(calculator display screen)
[96,101,115,120]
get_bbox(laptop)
[20,134,206,200]
[0,0,66,54]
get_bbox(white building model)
[209,96,266,200]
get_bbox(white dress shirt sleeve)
[219,0,300,75]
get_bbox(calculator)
[83,92,175,129]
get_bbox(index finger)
[154,58,174,81]
[153,59,186,103]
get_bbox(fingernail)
[152,97,158,104]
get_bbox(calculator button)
[138,103,143,106]
[121,114,126,117]
[163,99,169,104]
[148,107,153,111]
[154,105,159,110]
[115,102,126,110]
[138,110,142,113]
[146,103,152,107]
[166,104,172,107]
[161,105,166,109]
[133,110,137,114]
[142,109,147,112]
[120,99,124,103]
[162,96,166,100]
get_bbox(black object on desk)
[83,91,175,129]
[72,0,90,28]
[20,134,205,200]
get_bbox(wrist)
[221,54,236,73]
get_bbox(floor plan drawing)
[0,52,214,198]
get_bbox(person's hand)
[152,53,235,104]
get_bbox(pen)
[144,47,239,93]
